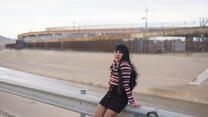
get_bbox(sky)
[0,0,208,39]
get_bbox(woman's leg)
[103,109,118,117]
[94,104,107,117]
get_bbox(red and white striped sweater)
[109,60,135,105]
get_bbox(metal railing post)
[80,89,86,117]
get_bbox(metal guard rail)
[0,72,193,117]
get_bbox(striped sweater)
[109,60,135,105]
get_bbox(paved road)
[0,66,207,117]
[0,49,208,117]
[0,91,86,117]
[0,49,208,103]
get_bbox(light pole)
[145,8,148,33]
[142,8,148,33]
[142,8,149,53]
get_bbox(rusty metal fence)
[5,38,208,53]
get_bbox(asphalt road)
[0,49,208,117]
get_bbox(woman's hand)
[131,103,142,108]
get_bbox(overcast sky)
[0,0,207,39]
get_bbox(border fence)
[6,37,208,53]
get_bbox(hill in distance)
[0,35,16,47]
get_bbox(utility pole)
[199,18,208,51]
[144,8,149,53]
[145,8,148,33]
[200,18,208,27]
[73,20,76,33]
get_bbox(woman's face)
[114,50,123,63]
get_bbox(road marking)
[189,68,208,85]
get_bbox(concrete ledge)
[144,87,208,104]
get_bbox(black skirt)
[99,85,128,113]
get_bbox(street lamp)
[142,8,149,53]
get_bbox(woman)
[94,44,141,117]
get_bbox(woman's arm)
[120,61,135,105]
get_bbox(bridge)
[131,26,208,38]
[17,26,208,41]
[6,26,208,52]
